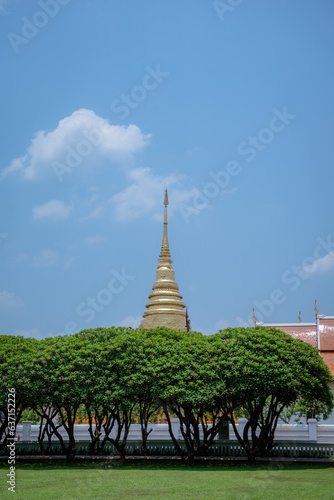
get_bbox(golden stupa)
[139,189,190,331]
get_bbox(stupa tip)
[164,188,169,206]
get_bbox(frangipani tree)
[79,327,137,458]
[1,325,332,463]
[27,333,93,460]
[148,329,224,461]
[0,335,38,449]
[209,327,334,461]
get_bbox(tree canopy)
[207,327,333,460]
[0,326,332,461]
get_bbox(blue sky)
[1,0,334,339]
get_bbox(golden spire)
[159,189,171,263]
[314,300,319,319]
[298,312,302,323]
[252,308,257,326]
[139,189,189,331]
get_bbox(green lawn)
[0,462,333,500]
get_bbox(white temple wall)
[16,420,334,443]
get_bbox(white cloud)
[32,200,72,220]
[83,206,104,219]
[303,251,334,275]
[112,167,196,221]
[0,0,8,13]
[13,328,41,339]
[189,322,209,335]
[14,249,72,269]
[84,234,106,245]
[11,252,29,264]
[12,329,55,340]
[64,258,74,269]
[214,319,233,331]
[116,315,142,328]
[33,249,58,268]
[0,291,24,309]
[1,109,151,180]
[314,251,334,273]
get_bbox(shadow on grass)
[0,462,333,471]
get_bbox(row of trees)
[1,326,333,462]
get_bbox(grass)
[0,462,333,499]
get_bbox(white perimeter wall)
[15,420,334,443]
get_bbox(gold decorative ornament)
[252,308,257,326]
[314,300,319,319]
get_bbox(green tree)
[2,325,332,464]
[116,328,165,455]
[150,329,223,462]
[0,335,38,449]
[27,333,92,460]
[209,327,334,462]
[78,327,136,459]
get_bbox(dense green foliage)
[0,335,39,446]
[207,328,334,460]
[0,327,333,461]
